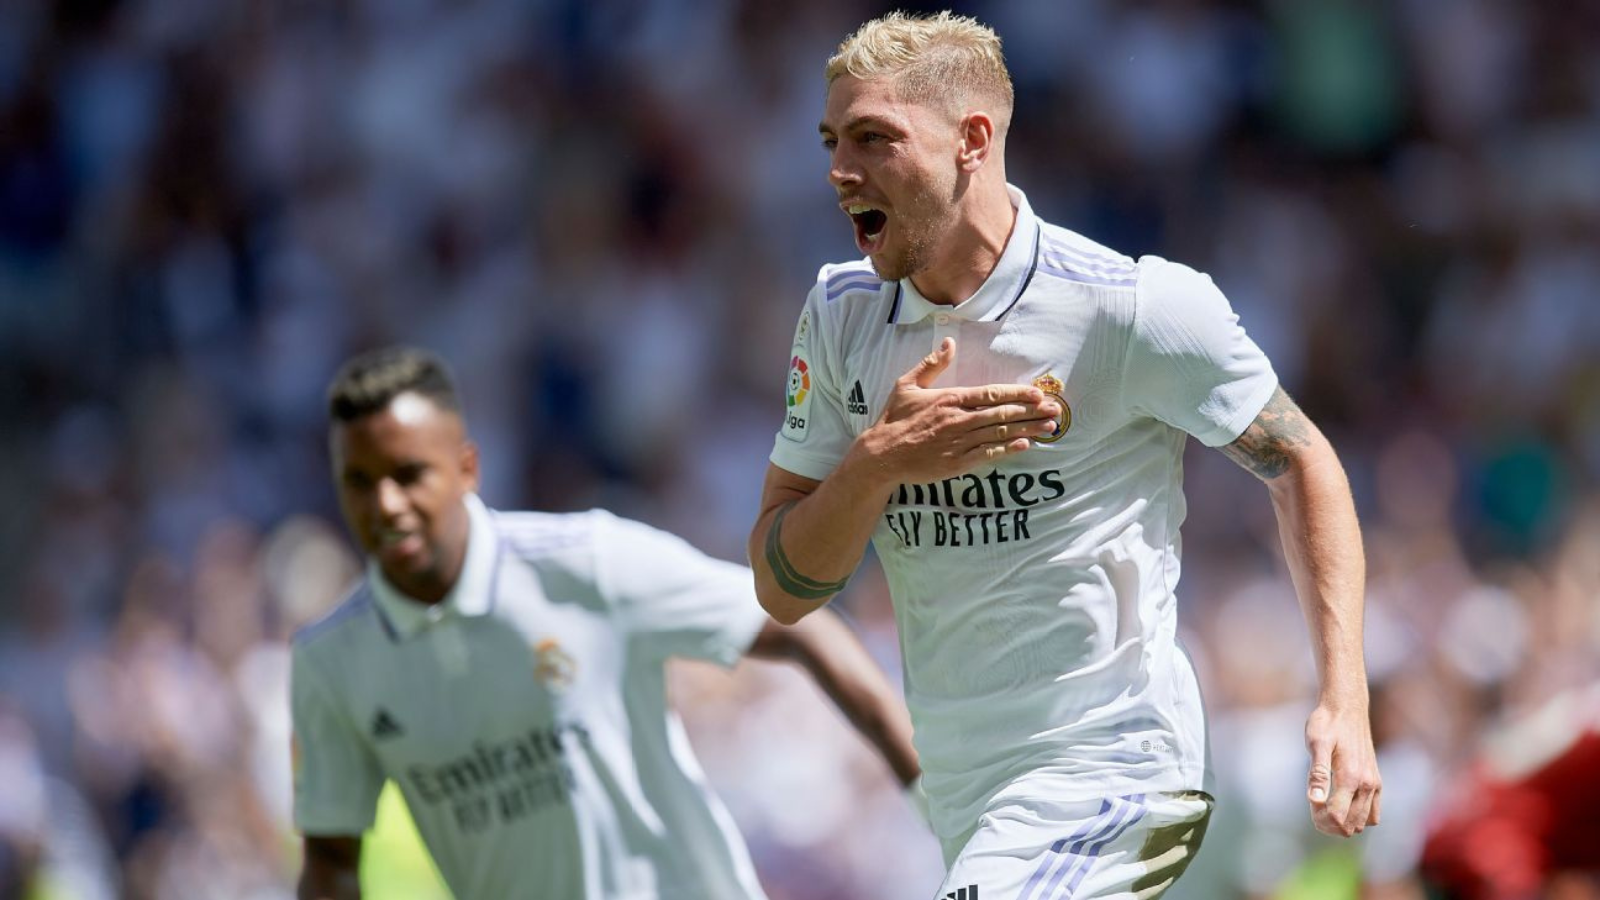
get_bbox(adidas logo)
[371,708,404,740]
[846,380,868,415]
[942,887,978,900]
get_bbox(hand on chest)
[844,320,1101,444]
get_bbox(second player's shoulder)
[494,507,695,582]
[290,583,389,688]
[292,582,380,655]
[493,507,602,563]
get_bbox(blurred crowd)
[1,0,1597,898]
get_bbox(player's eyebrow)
[817,115,901,136]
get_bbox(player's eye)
[393,463,427,486]
[820,136,838,151]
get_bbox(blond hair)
[826,11,1013,130]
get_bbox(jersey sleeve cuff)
[1198,373,1280,448]
[715,602,771,669]
[767,447,838,482]
[295,809,376,836]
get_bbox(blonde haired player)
[749,12,1380,898]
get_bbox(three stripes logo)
[942,887,978,900]
[846,380,869,415]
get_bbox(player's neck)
[909,183,1016,306]
[387,566,458,606]
[384,530,470,606]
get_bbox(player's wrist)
[840,430,903,495]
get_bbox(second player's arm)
[1220,386,1380,837]
[299,836,362,900]
[748,610,920,785]
[749,339,1059,624]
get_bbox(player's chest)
[840,308,1125,449]
[354,605,620,767]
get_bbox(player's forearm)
[750,611,920,785]
[298,875,360,900]
[299,838,362,900]
[750,448,896,624]
[1266,437,1369,709]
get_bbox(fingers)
[900,338,956,390]
[1308,745,1383,837]
[979,418,1060,444]
[950,382,1046,408]
[963,401,1062,431]
[966,437,1033,463]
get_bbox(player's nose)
[828,150,862,190]
[375,477,409,517]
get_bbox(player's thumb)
[1307,748,1332,804]
[905,338,955,389]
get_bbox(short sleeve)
[1124,257,1279,447]
[769,285,855,481]
[593,512,768,667]
[291,647,385,835]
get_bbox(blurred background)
[2,0,1598,897]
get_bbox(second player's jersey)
[770,186,1277,844]
[291,495,770,900]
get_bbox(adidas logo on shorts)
[847,380,869,415]
[942,886,978,900]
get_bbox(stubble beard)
[871,178,955,283]
[870,168,953,280]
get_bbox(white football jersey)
[291,495,770,900]
[769,186,1277,847]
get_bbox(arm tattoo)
[1220,387,1315,480]
[764,502,851,600]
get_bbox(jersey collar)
[889,184,1041,325]
[369,493,498,640]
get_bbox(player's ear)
[459,440,480,492]
[957,111,995,173]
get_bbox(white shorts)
[935,791,1214,900]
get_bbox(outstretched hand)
[853,338,1060,485]
[1305,702,1382,837]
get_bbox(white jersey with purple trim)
[291,494,770,900]
[769,185,1277,848]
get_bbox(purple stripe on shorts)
[1035,799,1140,900]
[1056,796,1148,899]
[1015,799,1115,900]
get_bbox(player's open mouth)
[847,204,888,255]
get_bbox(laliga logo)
[787,356,810,407]
[786,356,810,430]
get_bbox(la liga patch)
[782,352,813,442]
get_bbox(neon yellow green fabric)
[361,781,453,899]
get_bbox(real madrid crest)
[1032,373,1071,443]
[534,638,576,693]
